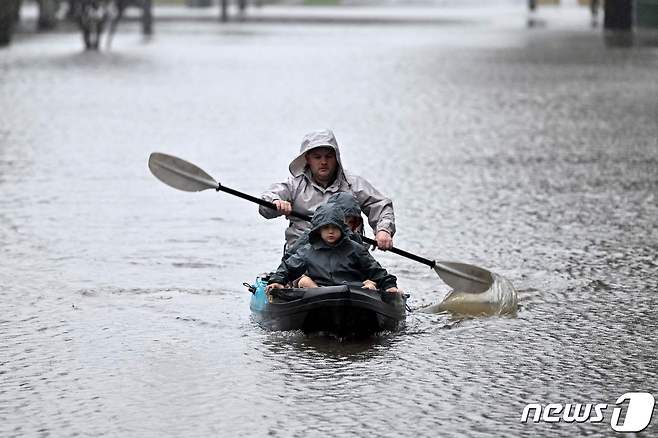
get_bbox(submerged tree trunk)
[142,0,152,35]
[37,0,59,30]
[0,0,21,46]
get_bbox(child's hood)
[326,192,361,218]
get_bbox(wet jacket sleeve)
[259,177,294,219]
[355,246,398,290]
[282,231,310,263]
[268,251,308,285]
[348,175,396,237]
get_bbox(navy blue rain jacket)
[282,192,364,262]
[269,206,397,290]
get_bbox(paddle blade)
[148,152,218,192]
[433,261,494,294]
[418,273,517,316]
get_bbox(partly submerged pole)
[220,0,228,22]
[604,0,633,30]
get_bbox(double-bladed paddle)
[148,152,494,293]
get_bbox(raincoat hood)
[326,192,361,218]
[308,203,349,246]
[288,129,345,178]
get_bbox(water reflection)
[603,30,635,47]
[260,329,396,359]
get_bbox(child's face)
[320,224,342,245]
[344,215,362,232]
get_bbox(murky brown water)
[1,5,657,437]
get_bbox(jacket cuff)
[259,198,283,218]
[375,222,395,237]
[268,276,285,285]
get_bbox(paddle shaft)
[216,183,437,269]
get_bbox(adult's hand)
[375,230,393,251]
[385,287,402,294]
[273,200,292,216]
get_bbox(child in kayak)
[266,203,400,293]
[282,192,376,288]
[327,191,364,237]
[283,192,365,262]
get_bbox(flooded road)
[2,5,657,437]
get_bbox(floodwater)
[1,4,657,437]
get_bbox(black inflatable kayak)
[248,277,407,336]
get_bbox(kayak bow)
[248,277,407,336]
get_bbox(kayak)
[247,277,407,336]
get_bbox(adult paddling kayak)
[247,277,407,336]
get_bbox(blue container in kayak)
[250,277,269,313]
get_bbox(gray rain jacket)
[268,206,398,290]
[259,129,395,247]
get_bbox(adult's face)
[305,147,337,186]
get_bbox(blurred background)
[2,0,658,49]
